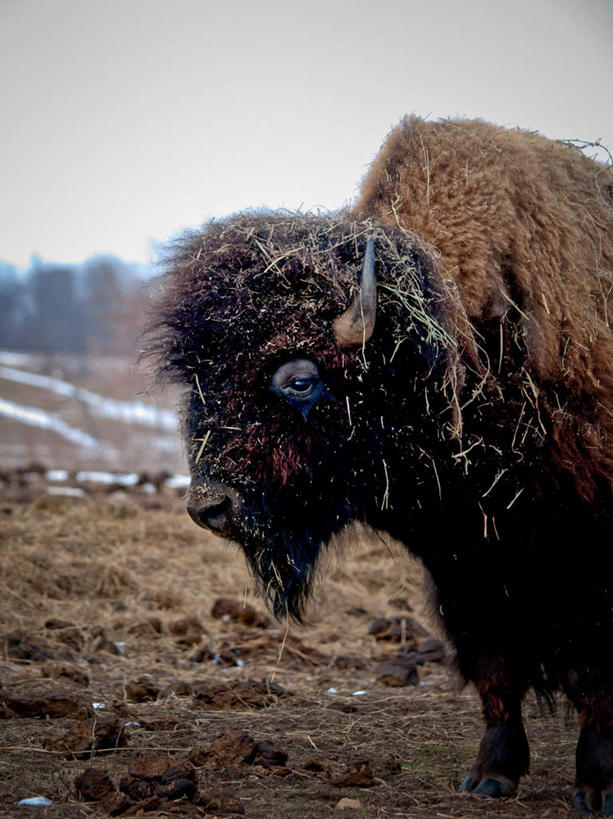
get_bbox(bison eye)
[289,377,314,395]
[271,358,324,418]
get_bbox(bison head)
[146,213,462,619]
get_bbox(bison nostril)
[188,496,233,536]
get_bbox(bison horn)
[333,236,377,348]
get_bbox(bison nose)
[188,497,232,534]
[186,483,237,537]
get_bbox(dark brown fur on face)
[145,117,613,812]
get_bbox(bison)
[146,117,613,812]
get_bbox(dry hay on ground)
[0,482,579,817]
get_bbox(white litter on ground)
[17,797,53,807]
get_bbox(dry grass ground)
[0,479,582,818]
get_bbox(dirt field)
[0,470,583,818]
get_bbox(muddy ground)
[0,471,583,818]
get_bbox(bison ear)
[333,236,377,348]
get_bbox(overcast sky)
[1,0,612,270]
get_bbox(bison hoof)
[572,789,613,815]
[460,775,517,798]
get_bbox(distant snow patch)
[0,365,177,430]
[75,470,139,486]
[0,351,33,367]
[46,469,69,482]
[47,486,85,498]
[165,474,190,489]
[43,468,190,491]
[0,397,115,454]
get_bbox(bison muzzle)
[146,116,613,813]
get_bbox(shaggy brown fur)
[146,116,613,812]
[356,116,613,502]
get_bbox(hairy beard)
[233,490,356,621]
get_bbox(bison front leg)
[460,659,529,798]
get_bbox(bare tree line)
[0,256,149,356]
